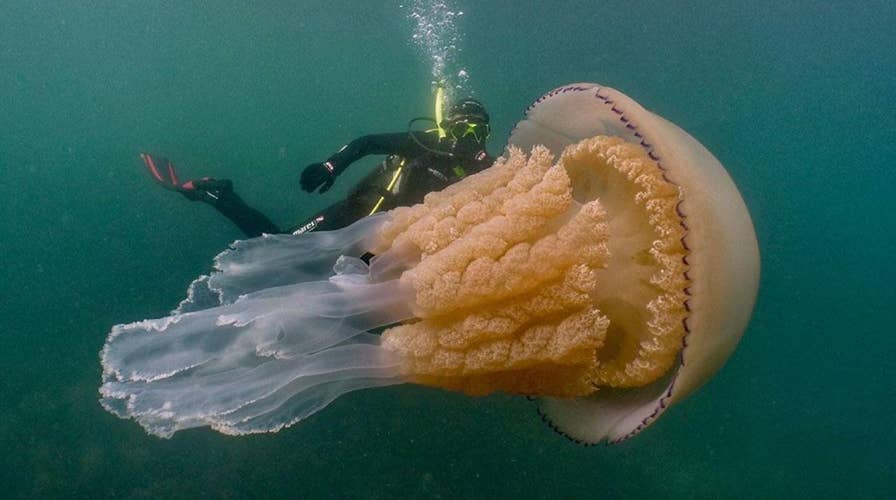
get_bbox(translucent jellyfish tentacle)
[177,213,390,312]
[100,215,415,438]
[101,335,401,438]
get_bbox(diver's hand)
[300,161,336,193]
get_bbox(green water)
[1,1,893,498]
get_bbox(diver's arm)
[301,132,435,193]
[324,132,433,173]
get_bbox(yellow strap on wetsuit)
[370,86,444,216]
[368,157,406,215]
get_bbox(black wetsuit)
[295,131,493,234]
[209,130,492,237]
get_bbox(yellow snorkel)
[434,82,447,139]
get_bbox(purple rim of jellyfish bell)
[514,84,693,445]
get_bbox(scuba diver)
[142,95,494,238]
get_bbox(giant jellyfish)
[100,83,759,443]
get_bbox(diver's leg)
[139,153,280,237]
[190,178,281,237]
[289,198,360,235]
[290,199,380,267]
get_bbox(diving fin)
[140,152,230,202]
[140,152,186,191]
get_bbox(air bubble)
[406,0,474,102]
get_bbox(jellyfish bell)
[508,83,759,442]
[99,83,758,444]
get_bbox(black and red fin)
[140,152,187,191]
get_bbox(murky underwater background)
[1,1,893,498]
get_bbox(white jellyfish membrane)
[100,213,419,437]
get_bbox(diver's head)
[446,98,490,125]
[442,98,490,155]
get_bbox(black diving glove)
[300,161,337,193]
